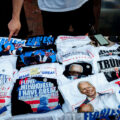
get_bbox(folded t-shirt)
[0,37,26,56]
[97,56,120,82]
[0,74,14,119]
[12,77,64,115]
[55,35,91,51]
[17,63,63,80]
[17,48,56,70]
[25,36,54,48]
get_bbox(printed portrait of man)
[104,67,120,82]
[68,64,84,80]
[24,51,40,65]
[63,62,92,80]
[37,97,50,113]
[77,81,120,112]
[78,103,94,113]
[0,42,15,55]
[112,67,120,79]
[42,51,52,63]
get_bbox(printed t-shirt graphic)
[58,73,108,111]
[63,62,92,80]
[12,77,62,113]
[25,36,54,47]
[55,35,91,51]
[77,80,120,112]
[97,56,120,82]
[17,48,56,69]
[57,45,99,63]
[0,74,14,119]
[18,63,63,80]
[0,37,25,56]
[77,108,120,120]
[57,45,99,79]
[59,73,120,120]
[97,45,120,57]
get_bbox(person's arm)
[8,0,24,41]
[92,0,101,32]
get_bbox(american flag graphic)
[0,75,13,114]
[24,97,59,112]
[18,78,60,113]
[0,97,10,115]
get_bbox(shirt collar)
[87,93,99,101]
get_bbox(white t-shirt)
[37,0,88,12]
[90,92,120,111]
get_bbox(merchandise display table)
[0,35,120,120]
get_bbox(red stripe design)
[31,106,57,112]
[48,98,58,102]
[25,98,59,105]
[32,108,37,112]
[24,98,59,112]
[25,100,40,104]
[0,99,5,103]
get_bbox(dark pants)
[41,0,94,37]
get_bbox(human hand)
[8,18,21,41]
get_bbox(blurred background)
[98,0,120,35]
[0,0,120,38]
[23,0,120,36]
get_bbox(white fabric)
[58,73,108,110]
[97,56,120,73]
[57,74,92,86]
[18,63,63,79]
[91,92,120,111]
[96,48,120,81]
[57,45,100,74]
[0,55,17,69]
[55,35,91,51]
[62,102,73,113]
[0,60,13,78]
[12,109,64,120]
[0,74,14,120]
[96,44,120,58]
[90,82,120,111]
[37,0,88,12]
[57,45,99,64]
